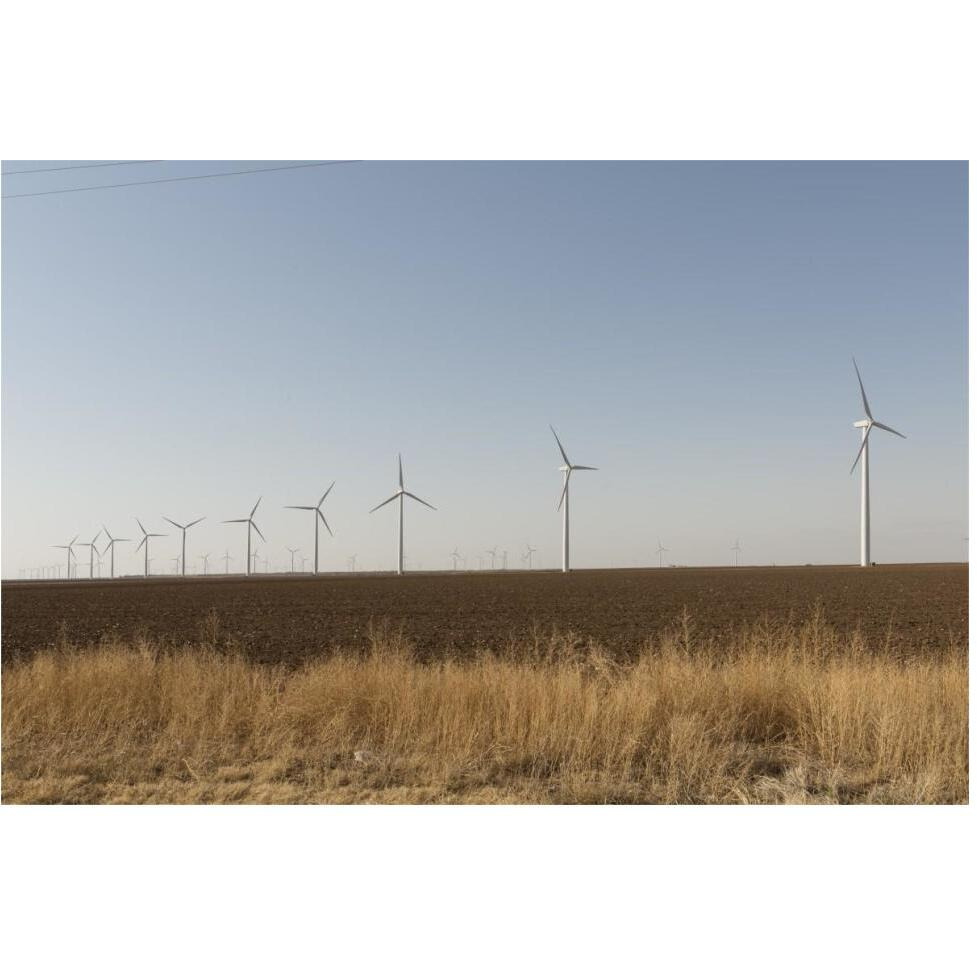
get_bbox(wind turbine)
[550,425,597,573]
[731,539,742,567]
[162,515,205,577]
[369,454,436,575]
[486,546,498,570]
[101,526,131,579]
[221,550,233,574]
[75,531,102,579]
[286,547,300,573]
[524,544,537,570]
[656,539,668,568]
[450,548,462,571]
[134,519,167,578]
[200,553,211,575]
[53,535,78,579]
[284,482,334,574]
[347,554,357,572]
[223,498,264,577]
[850,358,906,567]
[170,556,181,574]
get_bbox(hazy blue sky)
[1,161,967,576]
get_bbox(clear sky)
[1,161,968,577]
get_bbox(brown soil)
[1,564,966,665]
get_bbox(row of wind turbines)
[41,360,904,579]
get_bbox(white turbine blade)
[149,533,167,538]
[872,420,906,439]
[163,517,183,530]
[404,491,436,511]
[285,505,315,511]
[250,497,262,518]
[852,358,873,419]
[318,509,334,536]
[369,492,401,513]
[224,518,249,524]
[572,465,598,471]
[135,538,146,553]
[70,534,78,545]
[849,431,870,475]
[318,481,335,507]
[549,425,571,466]
[398,455,404,489]
[251,521,266,543]
[115,538,131,543]
[136,518,147,535]
[557,470,570,510]
[187,517,205,528]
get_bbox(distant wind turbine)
[850,358,906,567]
[74,531,102,580]
[731,539,742,567]
[550,425,597,573]
[450,548,462,571]
[524,544,537,570]
[134,519,167,578]
[102,526,131,579]
[486,546,498,570]
[221,549,233,574]
[53,535,78,579]
[200,553,211,575]
[656,539,668,568]
[286,547,300,573]
[347,554,357,572]
[162,515,205,577]
[223,498,264,577]
[369,455,436,575]
[284,482,335,575]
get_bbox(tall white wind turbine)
[850,358,906,567]
[284,482,334,574]
[53,535,78,578]
[163,515,205,577]
[656,539,669,568]
[450,548,462,571]
[134,519,167,578]
[101,526,131,579]
[731,539,742,567]
[523,544,537,570]
[75,531,102,579]
[550,425,597,573]
[286,547,300,573]
[369,455,436,575]
[223,498,264,577]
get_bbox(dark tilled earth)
[1,564,967,664]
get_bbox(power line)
[2,160,163,176]
[1,160,360,199]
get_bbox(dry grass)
[1,615,967,804]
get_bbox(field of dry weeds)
[2,614,967,804]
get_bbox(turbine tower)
[850,358,906,567]
[223,498,264,577]
[221,549,233,574]
[524,544,537,570]
[53,535,78,579]
[102,526,131,579]
[200,553,211,575]
[369,454,436,575]
[284,482,334,575]
[134,519,167,578]
[162,515,205,577]
[550,425,597,573]
[731,539,742,567]
[450,548,462,571]
[656,539,668,568]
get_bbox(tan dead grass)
[1,615,967,804]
